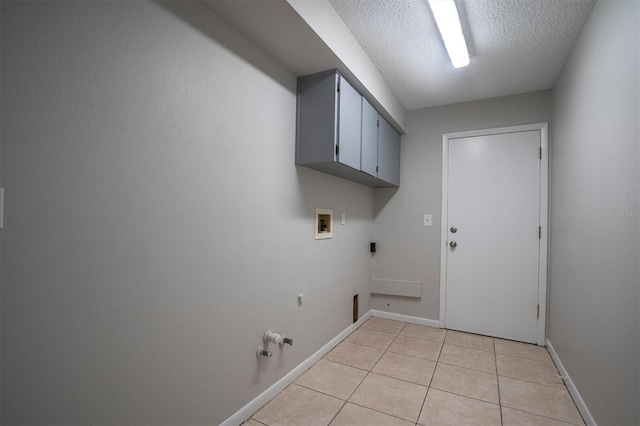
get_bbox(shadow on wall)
[294,166,376,222]
[374,187,399,218]
[155,1,295,92]
[290,167,399,220]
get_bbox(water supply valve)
[256,345,272,358]
[264,330,293,347]
[263,330,282,345]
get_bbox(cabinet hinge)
[536,304,540,319]
[539,226,542,239]
[377,118,380,127]
[336,145,340,156]
[337,82,341,93]
[539,147,542,160]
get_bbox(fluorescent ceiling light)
[428,0,470,68]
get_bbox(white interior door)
[443,129,543,344]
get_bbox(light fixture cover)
[428,0,470,68]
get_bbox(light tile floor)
[246,317,584,426]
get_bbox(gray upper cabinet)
[360,97,378,177]
[296,71,339,166]
[377,116,401,186]
[296,70,401,188]
[336,76,362,171]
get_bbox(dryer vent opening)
[353,294,358,323]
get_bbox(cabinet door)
[296,72,339,165]
[337,75,362,170]
[361,98,378,177]
[377,116,401,186]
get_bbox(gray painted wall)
[548,0,640,424]
[371,91,551,320]
[0,2,374,424]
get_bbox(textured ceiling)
[328,0,595,110]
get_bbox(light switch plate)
[424,214,432,227]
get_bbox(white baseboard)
[371,309,440,328]
[545,339,596,426]
[221,310,373,426]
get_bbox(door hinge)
[377,118,380,126]
[536,304,540,319]
[539,226,542,239]
[337,81,341,93]
[539,147,542,160]
[336,145,340,156]
[376,166,379,173]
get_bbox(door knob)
[450,241,457,248]
[450,226,457,233]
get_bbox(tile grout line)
[291,382,353,404]
[366,320,434,425]
[362,323,439,384]
[346,330,400,351]
[414,328,448,426]
[441,341,496,353]
[495,351,555,364]
[321,357,371,372]
[346,400,423,424]
[493,337,504,426]
[386,331,446,365]
[502,406,582,426]
[430,329,447,387]
[396,333,448,344]
[494,375,586,425]
[384,322,427,426]
[341,321,428,425]
[436,359,498,375]
[496,348,552,361]
[354,320,447,353]
[368,321,405,371]
[429,387,501,407]
[328,319,416,425]
[365,369,436,388]
[326,397,348,425]
[430,359,499,376]
[326,319,397,425]
[385,347,444,362]
[496,372,567,390]
[363,320,446,422]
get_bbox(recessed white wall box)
[315,208,333,240]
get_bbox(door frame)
[439,123,549,345]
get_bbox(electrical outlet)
[424,214,432,227]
